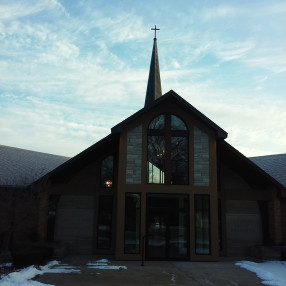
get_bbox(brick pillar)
[268,190,282,245]
[36,184,50,242]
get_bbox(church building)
[24,31,286,262]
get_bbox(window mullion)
[165,115,171,184]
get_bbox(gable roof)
[250,154,286,188]
[39,133,119,184]
[219,141,285,191]
[0,145,69,187]
[112,90,228,139]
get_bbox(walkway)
[36,256,262,286]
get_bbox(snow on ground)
[236,261,286,286]
[3,259,285,286]
[0,260,80,286]
[0,259,127,285]
[0,263,13,268]
[87,258,127,270]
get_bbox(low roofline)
[30,133,119,186]
[112,90,228,139]
[221,140,285,191]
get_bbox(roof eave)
[220,140,285,191]
[112,90,228,139]
[30,133,119,186]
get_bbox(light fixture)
[105,179,112,188]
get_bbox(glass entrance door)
[146,194,189,260]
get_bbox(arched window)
[101,155,114,188]
[147,114,189,185]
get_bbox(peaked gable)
[33,133,119,185]
[112,90,228,139]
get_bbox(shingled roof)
[0,145,69,187]
[1,144,285,190]
[250,154,286,188]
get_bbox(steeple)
[144,25,162,107]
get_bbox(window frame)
[100,154,114,188]
[194,194,211,255]
[147,113,189,185]
[124,193,141,254]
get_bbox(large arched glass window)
[147,114,189,185]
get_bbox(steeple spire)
[144,25,162,107]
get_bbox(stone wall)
[194,127,209,186]
[126,125,142,184]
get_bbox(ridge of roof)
[250,153,286,159]
[112,89,228,139]
[0,144,69,159]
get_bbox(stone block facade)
[194,127,209,186]
[126,125,142,184]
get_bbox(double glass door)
[146,194,189,260]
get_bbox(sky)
[0,0,285,157]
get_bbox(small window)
[101,155,114,188]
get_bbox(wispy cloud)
[243,53,286,73]
[0,0,285,157]
[203,5,239,21]
[214,40,254,61]
[258,1,286,16]
[0,0,67,21]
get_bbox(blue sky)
[0,0,285,157]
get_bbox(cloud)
[203,5,239,21]
[172,59,181,69]
[74,9,147,44]
[0,0,285,158]
[242,53,286,73]
[38,40,80,64]
[214,40,254,61]
[258,2,286,16]
[162,79,286,157]
[0,96,114,156]
[0,0,67,21]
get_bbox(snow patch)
[0,260,80,286]
[236,260,286,286]
[0,263,13,268]
[87,259,127,270]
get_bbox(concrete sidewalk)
[36,256,263,286]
